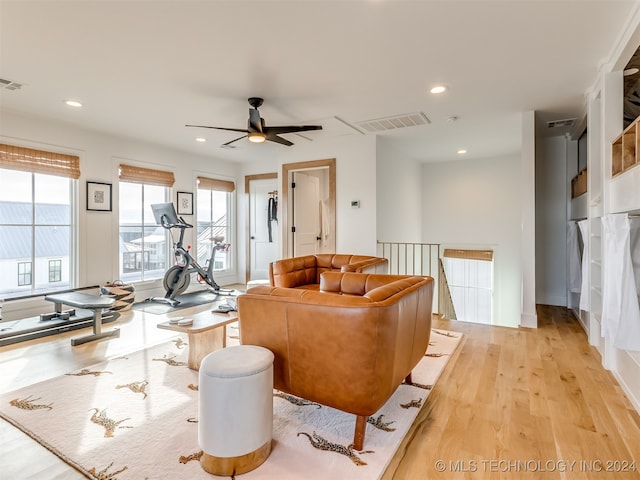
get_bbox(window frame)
[17,261,32,286]
[48,259,62,283]
[0,166,76,297]
[196,177,235,276]
[117,181,171,283]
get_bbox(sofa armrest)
[340,256,388,274]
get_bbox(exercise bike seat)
[209,236,225,244]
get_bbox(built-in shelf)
[612,116,640,176]
[571,168,587,197]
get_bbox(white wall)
[242,133,378,257]
[376,137,422,242]
[420,154,522,327]
[1,111,241,318]
[535,135,568,307]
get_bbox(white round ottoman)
[199,345,274,475]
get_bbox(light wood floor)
[384,305,640,479]
[1,302,639,479]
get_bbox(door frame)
[244,172,278,283]
[281,158,336,257]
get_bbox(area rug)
[0,329,462,480]
[133,289,241,314]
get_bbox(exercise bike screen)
[151,202,179,225]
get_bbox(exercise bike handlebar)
[160,214,193,230]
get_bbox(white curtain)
[577,220,590,311]
[601,214,640,351]
[567,221,582,294]
[631,218,640,299]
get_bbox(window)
[442,249,494,324]
[0,168,74,296]
[49,259,62,282]
[118,164,175,282]
[0,144,78,297]
[196,177,235,273]
[18,262,32,286]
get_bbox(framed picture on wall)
[177,191,193,215]
[86,181,112,211]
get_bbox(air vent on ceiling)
[547,118,575,129]
[355,112,431,133]
[0,78,23,91]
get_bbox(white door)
[292,171,320,256]
[249,178,279,280]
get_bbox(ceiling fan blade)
[222,135,247,146]
[263,125,323,135]
[185,124,249,134]
[265,133,294,147]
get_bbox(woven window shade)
[443,249,494,261]
[0,143,80,179]
[197,176,235,192]
[119,164,175,187]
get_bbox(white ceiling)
[0,0,636,163]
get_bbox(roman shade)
[0,143,80,179]
[119,164,175,187]
[443,249,493,261]
[197,176,235,192]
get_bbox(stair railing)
[377,241,455,318]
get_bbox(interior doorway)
[281,158,336,257]
[245,173,279,283]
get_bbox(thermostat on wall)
[351,200,360,208]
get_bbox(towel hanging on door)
[267,194,278,243]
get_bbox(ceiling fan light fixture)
[248,132,266,143]
[430,85,447,94]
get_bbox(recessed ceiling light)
[195,137,206,143]
[430,85,447,94]
[624,67,640,76]
[64,100,83,107]
[457,149,467,155]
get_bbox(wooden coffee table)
[157,310,238,370]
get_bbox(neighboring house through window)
[196,176,235,273]
[118,164,175,283]
[0,144,78,297]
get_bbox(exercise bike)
[150,203,233,307]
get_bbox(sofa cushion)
[319,271,425,300]
[270,255,318,288]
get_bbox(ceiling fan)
[186,97,323,147]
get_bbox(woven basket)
[100,281,135,311]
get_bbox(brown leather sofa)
[269,253,388,289]
[238,271,434,450]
